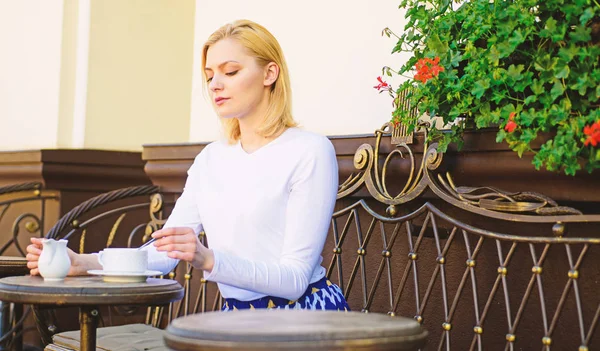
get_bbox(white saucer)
[87,270,163,283]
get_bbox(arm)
[145,153,205,275]
[204,138,338,300]
[26,237,102,276]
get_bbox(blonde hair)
[202,20,297,144]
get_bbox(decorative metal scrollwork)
[338,122,595,221]
[338,122,440,209]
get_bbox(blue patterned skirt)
[222,277,350,311]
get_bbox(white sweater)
[143,128,338,301]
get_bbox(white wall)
[0,1,65,150]
[190,1,410,142]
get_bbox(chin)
[217,112,240,120]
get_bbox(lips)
[214,97,229,105]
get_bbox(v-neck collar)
[237,128,294,156]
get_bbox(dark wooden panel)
[142,130,600,203]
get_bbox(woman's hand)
[26,237,101,276]
[152,227,214,272]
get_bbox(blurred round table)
[165,309,427,350]
[0,257,28,278]
[0,256,28,351]
[0,275,183,351]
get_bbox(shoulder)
[284,128,335,156]
[193,139,234,161]
[188,139,232,171]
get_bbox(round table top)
[0,275,183,306]
[0,256,28,278]
[165,310,428,351]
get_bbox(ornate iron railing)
[35,185,169,345]
[0,182,58,257]
[35,124,600,350]
[326,123,600,350]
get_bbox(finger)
[151,227,194,239]
[154,234,195,246]
[26,253,39,262]
[30,268,39,276]
[30,237,43,245]
[155,243,197,254]
[27,261,38,269]
[26,245,42,255]
[166,251,194,262]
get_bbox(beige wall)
[1,1,411,150]
[84,0,195,150]
[57,0,79,148]
[0,0,195,152]
[0,1,65,150]
[190,1,411,142]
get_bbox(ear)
[263,62,279,87]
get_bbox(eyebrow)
[204,60,240,72]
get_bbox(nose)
[208,75,223,92]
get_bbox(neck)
[237,91,278,153]
[238,119,267,153]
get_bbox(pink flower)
[373,76,389,91]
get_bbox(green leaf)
[521,129,537,144]
[520,108,536,126]
[497,42,513,59]
[508,29,526,48]
[490,108,502,124]
[524,95,538,105]
[471,79,490,99]
[580,7,595,25]
[570,25,592,43]
[501,103,516,117]
[596,84,600,99]
[496,129,507,143]
[488,46,501,65]
[534,55,558,72]
[540,94,555,108]
[558,45,579,63]
[449,50,463,67]
[427,33,449,54]
[571,73,590,95]
[551,81,565,101]
[552,23,568,42]
[514,142,529,158]
[555,63,570,79]
[531,79,545,95]
[540,17,557,38]
[565,163,580,176]
[533,155,544,170]
[507,64,525,81]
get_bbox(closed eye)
[226,70,239,76]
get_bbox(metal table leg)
[0,301,10,351]
[79,306,99,351]
[10,304,22,351]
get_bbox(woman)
[26,19,349,311]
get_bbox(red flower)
[505,112,517,132]
[374,76,389,91]
[505,121,517,133]
[414,57,444,84]
[583,120,600,147]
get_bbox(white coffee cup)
[97,248,148,273]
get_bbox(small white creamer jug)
[38,239,71,281]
